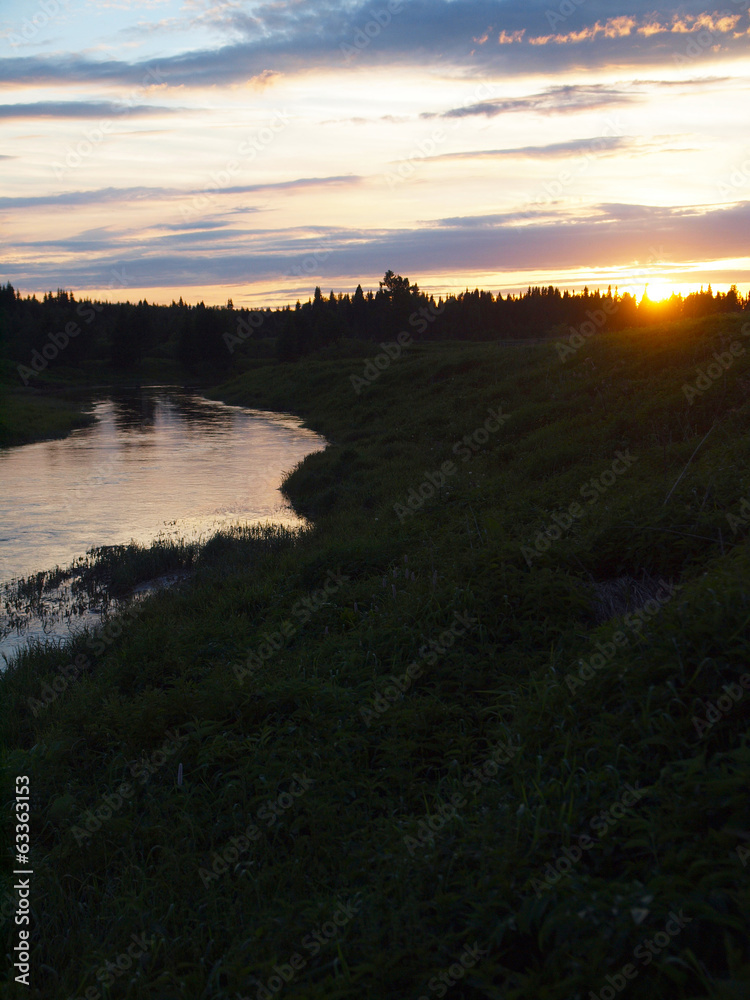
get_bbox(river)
[0,385,325,662]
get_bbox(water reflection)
[0,386,325,659]
[110,391,158,431]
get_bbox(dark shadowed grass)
[1,539,202,651]
[1,316,749,998]
[0,381,95,448]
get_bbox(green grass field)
[0,381,95,449]
[1,314,749,998]
[0,355,195,449]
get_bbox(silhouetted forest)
[1,271,748,382]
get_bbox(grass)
[1,314,750,998]
[0,356,203,448]
[0,380,95,448]
[1,539,202,648]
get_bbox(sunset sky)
[1,0,749,307]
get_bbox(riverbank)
[0,359,202,449]
[0,381,95,448]
[1,315,749,998]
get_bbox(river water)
[0,385,325,661]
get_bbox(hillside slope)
[2,315,749,999]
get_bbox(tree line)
[1,271,748,382]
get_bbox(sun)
[642,281,674,302]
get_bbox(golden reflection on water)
[0,386,325,585]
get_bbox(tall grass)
[0,382,95,448]
[1,315,749,999]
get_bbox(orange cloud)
[497,29,525,44]
[528,11,744,46]
[690,13,742,32]
[639,21,664,38]
[529,17,636,46]
[603,16,638,39]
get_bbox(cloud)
[524,12,745,46]
[428,75,738,120]
[5,199,750,293]
[218,175,362,196]
[427,136,634,161]
[0,101,181,119]
[0,1,747,85]
[0,186,174,210]
[0,175,362,210]
[433,83,642,120]
[425,134,701,163]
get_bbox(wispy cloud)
[5,200,750,292]
[527,10,745,47]
[0,175,362,210]
[0,101,181,118]
[432,84,640,120]
[428,76,736,120]
[426,136,634,161]
[0,186,175,209]
[1,1,748,86]
[425,134,702,162]
[1,0,747,303]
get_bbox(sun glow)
[642,282,677,302]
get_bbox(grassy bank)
[0,357,204,449]
[0,380,95,448]
[2,315,750,998]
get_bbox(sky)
[1,0,749,307]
